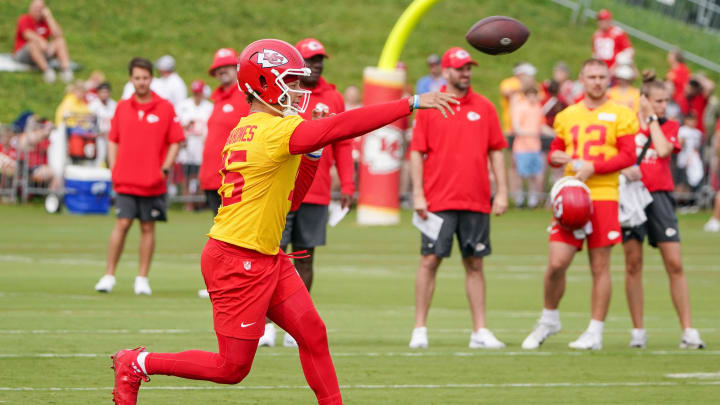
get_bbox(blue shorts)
[514,152,543,177]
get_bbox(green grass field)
[0,204,718,404]
[1,0,718,123]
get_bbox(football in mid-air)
[465,16,530,55]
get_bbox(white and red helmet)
[237,39,311,114]
[550,177,593,231]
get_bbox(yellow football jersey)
[607,86,640,113]
[207,112,304,255]
[553,100,638,201]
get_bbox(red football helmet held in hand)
[237,39,311,114]
[550,177,593,231]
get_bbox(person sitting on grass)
[13,0,73,83]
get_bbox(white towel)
[618,175,653,228]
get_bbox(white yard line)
[2,351,719,359]
[666,371,720,379]
[1,381,719,392]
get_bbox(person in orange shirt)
[608,64,640,113]
[108,39,457,405]
[499,62,537,133]
[511,85,545,208]
[522,59,638,350]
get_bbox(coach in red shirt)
[408,47,509,350]
[14,0,72,83]
[260,38,355,348]
[620,81,704,349]
[94,57,185,296]
[592,9,634,69]
[199,48,251,216]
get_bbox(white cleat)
[521,321,562,349]
[94,274,116,293]
[680,328,706,349]
[283,332,298,348]
[258,323,276,347]
[568,331,602,350]
[197,289,210,298]
[629,328,647,348]
[409,327,428,349]
[43,69,56,83]
[469,328,506,349]
[133,276,152,295]
[703,218,720,233]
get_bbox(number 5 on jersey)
[220,150,247,207]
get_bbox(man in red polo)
[592,9,634,70]
[408,46,509,349]
[14,0,73,83]
[199,48,251,216]
[94,57,184,296]
[259,38,355,347]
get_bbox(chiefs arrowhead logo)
[256,49,288,68]
[306,41,323,51]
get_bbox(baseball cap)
[614,64,635,80]
[513,62,537,76]
[191,80,205,93]
[208,48,238,75]
[597,9,612,20]
[426,54,441,65]
[156,55,175,72]
[295,38,329,59]
[441,47,477,69]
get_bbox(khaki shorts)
[13,44,54,66]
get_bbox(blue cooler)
[64,165,112,214]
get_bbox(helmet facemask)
[242,66,311,116]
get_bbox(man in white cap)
[608,64,640,113]
[415,54,446,94]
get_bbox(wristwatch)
[646,114,658,124]
[162,168,170,176]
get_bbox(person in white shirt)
[176,79,213,210]
[677,114,703,190]
[88,81,116,167]
[120,55,187,109]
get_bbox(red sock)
[268,287,342,405]
[144,333,258,384]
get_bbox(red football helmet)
[237,39,311,114]
[550,177,593,231]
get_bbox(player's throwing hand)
[415,92,459,118]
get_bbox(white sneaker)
[133,276,152,295]
[680,328,706,349]
[94,274,116,293]
[521,321,562,349]
[409,327,428,349]
[258,323,276,347]
[43,69,56,83]
[629,328,647,348]
[704,217,720,232]
[283,332,298,348]
[568,331,602,350]
[197,289,209,298]
[60,69,73,83]
[469,328,505,349]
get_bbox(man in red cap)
[408,46,509,350]
[199,48,251,216]
[258,37,355,347]
[592,9,634,70]
[197,48,250,298]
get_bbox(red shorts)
[201,238,305,339]
[549,200,621,250]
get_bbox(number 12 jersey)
[553,100,638,201]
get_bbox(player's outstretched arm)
[288,93,457,155]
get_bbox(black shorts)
[183,164,200,177]
[115,193,167,222]
[622,191,680,247]
[204,189,221,217]
[421,210,491,258]
[281,203,329,248]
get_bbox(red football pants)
[145,287,342,405]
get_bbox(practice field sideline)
[0,205,717,404]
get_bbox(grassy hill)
[0,0,718,123]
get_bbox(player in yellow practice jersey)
[109,39,457,405]
[522,59,638,351]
